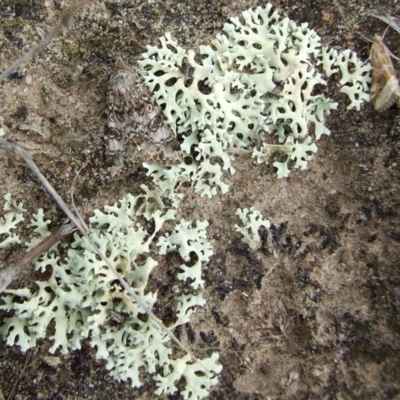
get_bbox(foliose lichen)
[0,193,26,248]
[235,207,271,250]
[0,190,221,399]
[138,4,371,197]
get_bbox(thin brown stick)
[0,0,90,83]
[6,349,37,400]
[0,221,76,292]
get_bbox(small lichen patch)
[0,193,26,248]
[235,207,270,250]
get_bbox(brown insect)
[370,35,400,112]
[106,58,182,176]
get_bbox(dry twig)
[0,0,90,83]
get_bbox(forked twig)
[6,348,38,400]
[0,0,90,83]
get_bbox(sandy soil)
[0,0,400,399]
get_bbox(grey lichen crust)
[0,190,221,399]
[138,4,371,196]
